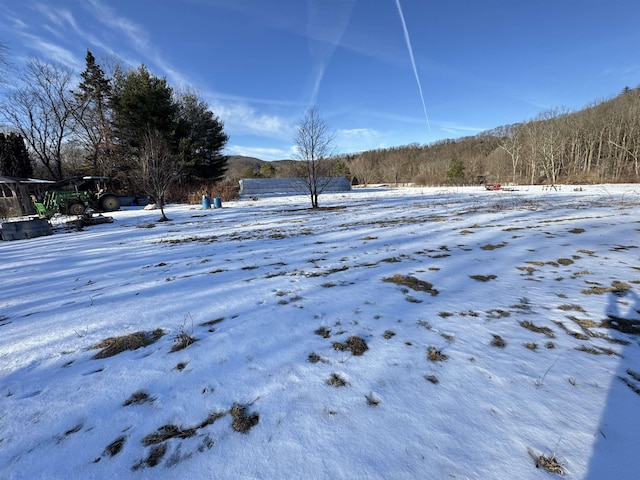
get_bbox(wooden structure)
[0,176,54,218]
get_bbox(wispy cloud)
[306,0,357,105]
[211,102,292,139]
[438,122,486,136]
[19,33,83,71]
[82,0,191,87]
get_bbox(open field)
[1,184,640,479]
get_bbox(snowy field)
[1,184,640,479]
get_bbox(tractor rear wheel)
[98,194,120,212]
[67,202,86,216]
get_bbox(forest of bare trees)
[340,86,640,186]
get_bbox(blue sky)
[2,0,639,160]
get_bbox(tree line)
[0,48,229,210]
[340,87,640,187]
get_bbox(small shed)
[239,177,351,196]
[0,176,54,218]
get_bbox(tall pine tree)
[72,51,114,175]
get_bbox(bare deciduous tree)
[292,106,336,208]
[0,58,75,179]
[139,129,182,221]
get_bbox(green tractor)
[32,176,121,219]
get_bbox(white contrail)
[395,0,431,131]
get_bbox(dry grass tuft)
[519,320,555,338]
[314,326,331,338]
[535,453,564,475]
[333,336,369,355]
[230,404,260,434]
[327,373,348,387]
[91,329,164,359]
[581,280,631,295]
[142,424,198,446]
[123,391,155,406]
[601,315,640,335]
[427,347,448,362]
[383,274,438,295]
[383,330,396,339]
[469,274,497,282]
[480,242,508,250]
[557,258,574,265]
[170,331,196,353]
[104,436,126,457]
[490,334,506,348]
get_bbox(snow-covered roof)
[0,176,54,184]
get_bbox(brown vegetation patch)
[91,329,164,359]
[524,342,538,350]
[558,304,585,313]
[619,376,640,396]
[333,336,369,355]
[104,435,126,457]
[427,347,448,362]
[552,321,589,340]
[383,330,396,339]
[517,266,536,274]
[568,228,585,234]
[557,258,574,265]
[601,315,640,335]
[230,404,260,434]
[490,334,506,348]
[123,391,155,406]
[469,274,497,282]
[383,274,438,295]
[534,453,564,475]
[581,281,631,295]
[519,320,555,338]
[142,424,198,446]
[327,373,348,387]
[307,352,329,363]
[200,317,225,327]
[314,326,331,338]
[487,309,510,318]
[142,411,225,448]
[480,242,507,250]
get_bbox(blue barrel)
[213,197,222,208]
[202,195,211,209]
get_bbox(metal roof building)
[239,177,351,196]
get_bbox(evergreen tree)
[174,92,228,181]
[0,132,33,178]
[72,50,113,174]
[111,65,176,153]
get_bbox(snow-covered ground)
[1,184,640,479]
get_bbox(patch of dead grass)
[327,373,348,387]
[383,274,439,295]
[230,404,260,434]
[519,320,555,338]
[91,329,165,359]
[470,274,497,282]
[332,336,369,355]
[480,242,508,250]
[427,347,448,362]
